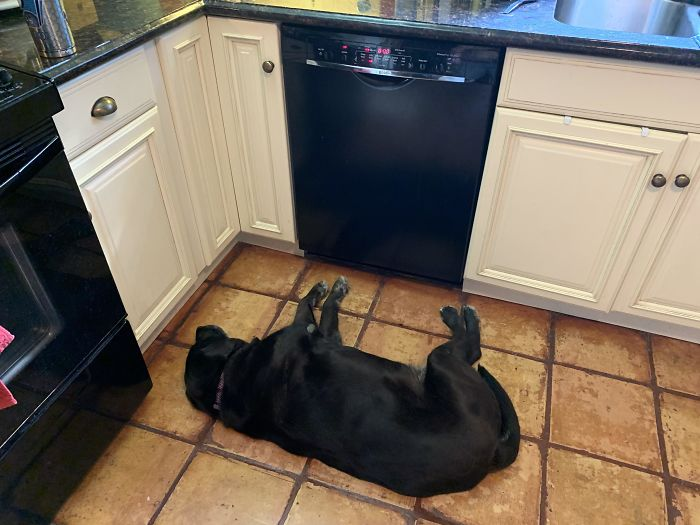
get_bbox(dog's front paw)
[315,280,329,296]
[331,276,349,297]
[462,305,480,331]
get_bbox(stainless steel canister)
[21,0,76,58]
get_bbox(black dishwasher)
[282,27,502,283]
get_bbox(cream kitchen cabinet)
[156,17,241,266]
[612,134,700,331]
[465,48,700,342]
[465,107,687,312]
[60,45,203,346]
[208,17,296,243]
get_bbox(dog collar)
[212,371,225,412]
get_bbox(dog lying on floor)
[184,277,520,497]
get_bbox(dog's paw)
[462,305,480,331]
[331,276,349,297]
[440,305,461,329]
[315,280,329,297]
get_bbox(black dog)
[185,277,520,497]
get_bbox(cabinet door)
[613,134,700,328]
[465,108,686,311]
[156,17,240,265]
[208,17,296,242]
[71,107,198,344]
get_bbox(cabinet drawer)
[499,48,700,133]
[54,47,157,160]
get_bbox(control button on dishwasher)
[0,68,13,88]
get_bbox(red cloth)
[0,325,17,409]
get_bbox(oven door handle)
[305,59,466,83]
[0,135,62,198]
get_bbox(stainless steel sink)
[554,0,700,37]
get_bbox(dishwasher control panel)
[282,26,501,82]
[311,40,467,76]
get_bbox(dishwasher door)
[282,28,501,283]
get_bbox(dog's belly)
[263,406,498,496]
[259,364,501,496]
[222,336,503,497]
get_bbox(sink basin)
[554,0,700,37]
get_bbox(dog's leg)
[294,281,329,326]
[438,305,482,367]
[319,276,349,344]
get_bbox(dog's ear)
[195,325,228,344]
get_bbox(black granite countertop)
[1,0,699,84]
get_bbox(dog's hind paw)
[440,305,462,332]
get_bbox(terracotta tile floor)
[37,243,700,524]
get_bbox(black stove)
[0,63,152,522]
[0,64,63,144]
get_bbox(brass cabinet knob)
[674,174,691,188]
[651,174,667,188]
[91,96,117,117]
[262,60,275,73]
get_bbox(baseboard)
[463,278,700,345]
[235,231,303,256]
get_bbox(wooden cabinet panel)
[208,17,295,242]
[613,134,700,328]
[156,17,241,265]
[71,108,197,343]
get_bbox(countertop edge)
[208,3,700,67]
[18,1,700,85]
[43,1,205,85]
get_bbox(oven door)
[0,120,127,451]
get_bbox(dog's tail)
[478,365,520,471]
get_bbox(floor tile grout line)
[276,459,312,525]
[670,476,700,490]
[286,259,315,300]
[645,332,677,525]
[414,503,473,525]
[550,359,652,387]
[146,445,200,525]
[538,311,556,525]
[125,420,199,446]
[261,258,315,338]
[302,478,416,521]
[656,386,700,403]
[263,299,289,339]
[480,343,548,363]
[355,277,387,348]
[525,432,672,480]
[200,444,305,480]
[217,281,296,301]
[547,441,665,479]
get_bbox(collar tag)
[213,371,225,412]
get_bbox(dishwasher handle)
[305,59,466,83]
